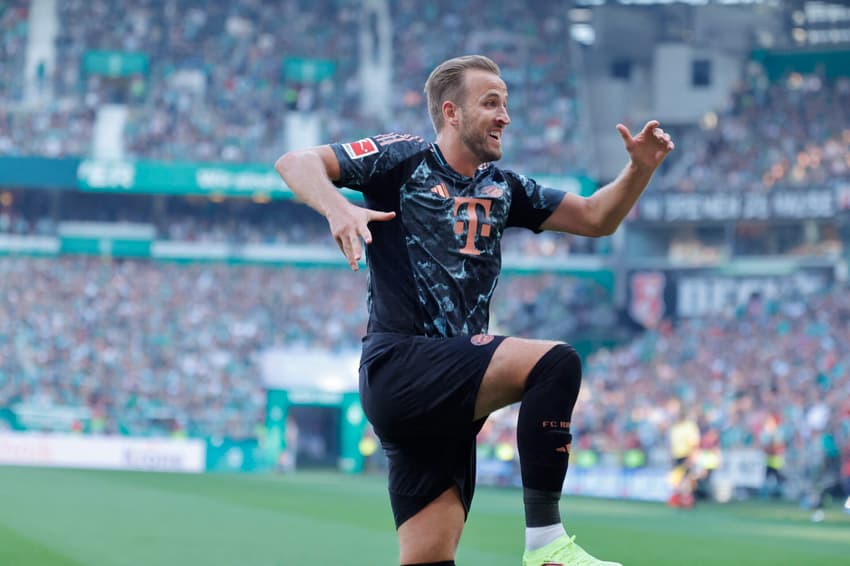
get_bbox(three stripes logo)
[430,183,449,198]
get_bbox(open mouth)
[489,131,501,142]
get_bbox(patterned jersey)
[331,133,565,338]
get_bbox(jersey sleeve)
[505,170,567,232]
[330,133,429,198]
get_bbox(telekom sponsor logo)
[452,197,492,255]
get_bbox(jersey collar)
[431,143,490,181]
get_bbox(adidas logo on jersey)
[430,183,449,198]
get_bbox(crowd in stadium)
[1,253,847,503]
[0,257,611,437]
[656,69,850,193]
[2,0,848,509]
[477,283,850,503]
[4,0,850,192]
[1,0,582,175]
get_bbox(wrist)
[322,193,352,219]
[627,159,656,179]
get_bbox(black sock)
[523,487,562,527]
[516,344,582,526]
[401,562,455,566]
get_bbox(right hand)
[326,203,396,270]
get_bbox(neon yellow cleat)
[522,534,623,566]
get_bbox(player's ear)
[442,100,459,128]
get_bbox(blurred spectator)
[2,0,584,174]
[478,281,850,503]
[0,256,612,439]
[655,68,850,193]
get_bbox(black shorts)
[359,332,506,528]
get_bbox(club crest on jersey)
[481,185,504,198]
[342,138,379,159]
[470,334,494,346]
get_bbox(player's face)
[458,70,510,163]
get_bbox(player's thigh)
[474,336,564,420]
[397,486,465,564]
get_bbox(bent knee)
[525,342,582,395]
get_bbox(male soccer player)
[275,55,674,566]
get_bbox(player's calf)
[517,344,581,531]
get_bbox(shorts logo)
[470,334,494,346]
[342,138,379,159]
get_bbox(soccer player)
[275,55,674,566]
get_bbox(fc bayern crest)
[629,272,666,329]
[470,334,494,346]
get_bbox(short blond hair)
[424,55,501,133]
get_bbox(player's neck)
[434,134,480,178]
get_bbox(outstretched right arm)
[274,146,395,271]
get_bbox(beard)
[460,121,502,163]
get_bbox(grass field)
[0,467,847,565]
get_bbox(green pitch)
[0,467,847,565]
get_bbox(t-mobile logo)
[452,197,492,255]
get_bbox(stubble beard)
[460,123,502,164]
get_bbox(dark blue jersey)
[331,133,565,338]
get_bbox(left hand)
[616,120,675,172]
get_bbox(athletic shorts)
[359,332,506,528]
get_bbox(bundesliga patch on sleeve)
[341,138,379,160]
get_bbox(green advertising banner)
[339,392,367,474]
[534,174,597,197]
[57,221,154,258]
[83,50,149,77]
[282,57,336,83]
[77,159,290,198]
[76,159,592,204]
[264,389,368,474]
[59,237,151,257]
[205,437,271,472]
[0,156,79,189]
[752,48,850,81]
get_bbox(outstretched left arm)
[541,120,674,237]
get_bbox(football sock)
[517,344,582,532]
[525,523,567,552]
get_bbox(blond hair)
[424,55,501,133]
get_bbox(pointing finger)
[367,210,396,223]
[615,123,632,143]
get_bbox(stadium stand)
[3,0,583,173]
[0,0,848,509]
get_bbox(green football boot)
[522,534,622,566]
